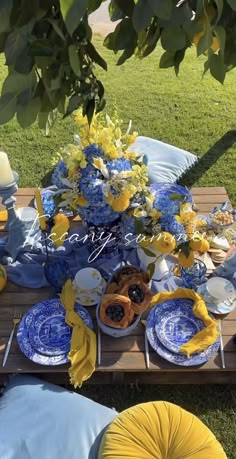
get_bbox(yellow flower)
[124,151,137,160]
[93,158,104,169]
[104,144,119,159]
[107,191,131,212]
[149,209,162,220]
[77,195,88,207]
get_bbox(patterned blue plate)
[149,183,193,214]
[27,299,93,356]
[17,299,93,365]
[146,306,220,366]
[154,299,204,354]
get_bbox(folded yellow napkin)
[60,279,96,387]
[0,210,8,222]
[150,288,219,358]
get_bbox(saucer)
[197,283,236,315]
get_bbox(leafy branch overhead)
[0,0,235,131]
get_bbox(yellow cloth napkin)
[150,288,219,357]
[0,210,7,222]
[60,279,96,387]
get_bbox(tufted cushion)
[0,375,117,459]
[98,401,227,459]
[132,136,198,183]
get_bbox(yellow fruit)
[198,239,210,253]
[53,213,70,224]
[0,264,7,292]
[139,237,153,248]
[178,250,195,268]
[189,237,203,251]
[153,232,176,254]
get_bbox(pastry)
[106,282,119,294]
[100,294,134,329]
[120,277,153,314]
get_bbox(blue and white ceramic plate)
[17,299,93,365]
[146,306,220,366]
[197,283,236,315]
[154,299,204,354]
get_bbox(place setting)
[146,296,221,367]
[17,298,93,365]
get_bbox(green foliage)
[0,0,236,131]
[0,0,106,131]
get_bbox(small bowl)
[207,212,233,233]
[96,304,141,338]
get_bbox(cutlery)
[219,321,225,369]
[144,332,150,369]
[3,307,22,367]
[97,327,101,366]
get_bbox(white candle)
[0,151,14,187]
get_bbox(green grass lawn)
[1,37,236,457]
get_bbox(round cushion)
[98,401,227,459]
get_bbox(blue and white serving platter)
[146,305,220,366]
[17,299,93,365]
[197,283,236,315]
[154,299,205,354]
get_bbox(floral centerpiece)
[51,111,149,256]
[127,183,210,279]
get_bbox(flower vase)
[137,245,169,281]
[82,217,122,260]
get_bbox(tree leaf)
[147,262,155,279]
[132,0,153,33]
[38,109,57,135]
[226,0,236,11]
[196,24,212,56]
[109,0,126,21]
[174,48,186,76]
[86,98,95,125]
[0,93,17,124]
[115,0,135,16]
[135,218,144,234]
[210,53,226,83]
[0,0,13,34]
[104,18,137,52]
[60,0,87,35]
[147,0,173,20]
[159,50,174,68]
[5,30,28,65]
[16,97,41,128]
[214,25,226,59]
[85,41,107,70]
[142,247,156,257]
[161,26,186,52]
[47,19,66,41]
[66,94,82,116]
[2,71,37,95]
[214,0,223,21]
[68,44,81,76]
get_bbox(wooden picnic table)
[0,187,236,385]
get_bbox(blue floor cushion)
[132,136,198,183]
[0,375,117,459]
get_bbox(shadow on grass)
[180,130,236,188]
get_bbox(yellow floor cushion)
[98,401,227,459]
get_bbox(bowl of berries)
[96,265,153,337]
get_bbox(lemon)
[0,265,7,292]
[53,213,70,224]
[198,239,210,253]
[178,250,195,268]
[189,237,203,251]
[153,232,176,254]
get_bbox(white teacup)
[73,268,106,306]
[205,277,235,305]
[16,207,39,230]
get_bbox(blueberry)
[128,285,145,304]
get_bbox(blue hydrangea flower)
[154,195,179,214]
[51,160,68,189]
[79,204,119,225]
[159,214,185,239]
[83,144,104,164]
[107,159,132,174]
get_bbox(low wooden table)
[0,187,236,385]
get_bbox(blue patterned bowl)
[180,259,207,290]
